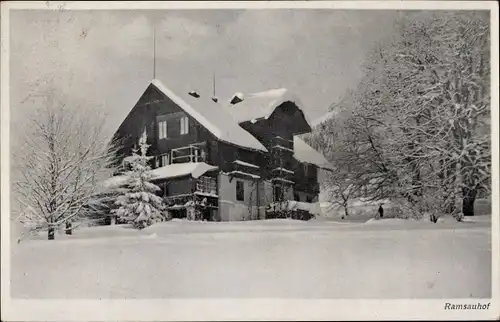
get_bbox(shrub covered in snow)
[112,133,169,229]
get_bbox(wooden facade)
[110,82,324,221]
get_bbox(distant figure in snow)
[378,204,384,219]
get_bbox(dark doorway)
[170,209,187,219]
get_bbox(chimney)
[230,92,244,105]
[188,91,200,98]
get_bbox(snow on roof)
[312,109,337,127]
[102,162,218,189]
[149,162,218,181]
[226,170,261,179]
[123,155,140,164]
[101,175,129,189]
[233,160,260,169]
[229,93,244,105]
[271,177,295,184]
[272,167,294,174]
[188,91,200,98]
[151,79,267,153]
[293,136,334,171]
[226,88,313,127]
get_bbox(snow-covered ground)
[319,198,492,223]
[10,216,491,299]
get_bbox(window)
[236,181,244,201]
[193,148,206,162]
[161,154,170,167]
[196,176,217,194]
[306,196,313,203]
[180,116,189,135]
[158,120,168,139]
[304,164,309,177]
[157,182,168,197]
[274,185,283,202]
[294,193,300,201]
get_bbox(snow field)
[11,217,491,299]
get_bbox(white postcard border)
[1,1,498,321]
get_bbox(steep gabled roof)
[226,88,313,127]
[293,136,334,171]
[151,79,268,152]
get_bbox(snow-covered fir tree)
[112,132,169,229]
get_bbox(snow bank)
[267,201,322,216]
[21,224,139,242]
[461,216,492,224]
[365,218,420,225]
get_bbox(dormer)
[226,88,312,137]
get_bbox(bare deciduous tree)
[14,89,119,240]
[309,11,490,220]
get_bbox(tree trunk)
[439,158,457,214]
[462,186,477,216]
[445,161,457,213]
[65,221,72,235]
[48,226,55,240]
[446,195,456,214]
[343,205,349,217]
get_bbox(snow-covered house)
[105,78,333,221]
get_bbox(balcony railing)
[195,175,218,196]
[163,175,218,208]
[227,159,261,180]
[171,142,207,164]
[294,180,320,194]
[270,136,294,153]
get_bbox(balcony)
[294,180,320,194]
[163,175,218,209]
[171,142,207,164]
[227,159,261,180]
[270,136,294,154]
[271,166,294,177]
[195,175,218,197]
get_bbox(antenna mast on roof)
[153,26,156,80]
[211,71,219,102]
[212,71,216,97]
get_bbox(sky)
[10,9,401,141]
